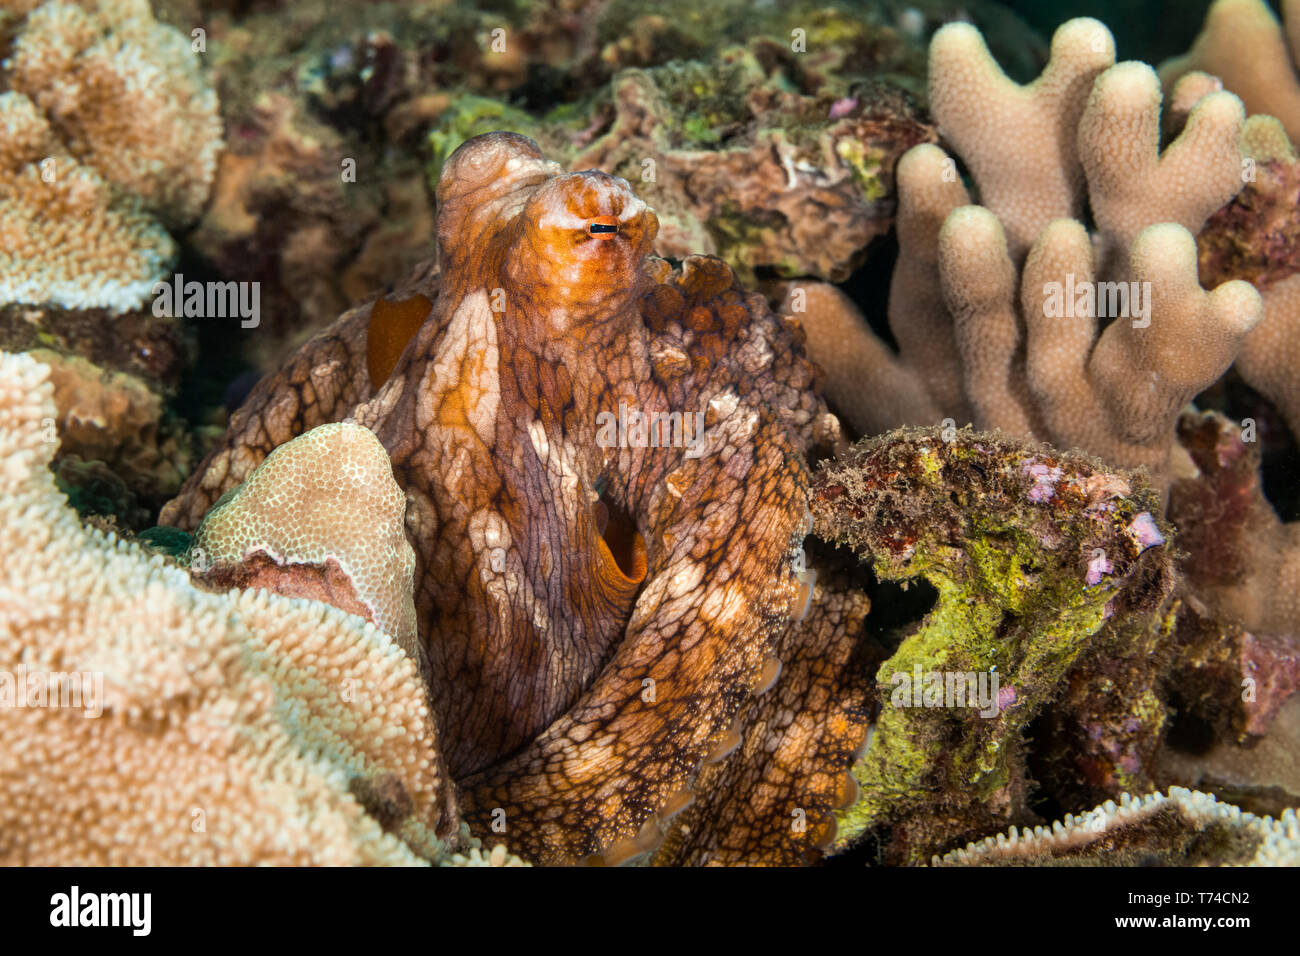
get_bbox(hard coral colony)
[0,0,1297,873]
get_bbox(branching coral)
[0,0,222,311]
[0,350,461,865]
[791,17,1261,490]
[1159,0,1300,145]
[782,10,1300,861]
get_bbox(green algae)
[812,427,1175,862]
[426,96,544,188]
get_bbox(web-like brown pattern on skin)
[163,132,843,864]
[156,256,441,530]
[651,576,875,866]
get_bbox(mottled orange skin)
[163,133,866,864]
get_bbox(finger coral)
[0,350,460,865]
[793,17,1260,490]
[1159,0,1300,146]
[0,0,222,311]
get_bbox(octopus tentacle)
[159,259,440,530]
[651,572,875,865]
[162,132,834,865]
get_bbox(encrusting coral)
[425,32,936,286]
[0,0,222,311]
[562,53,935,283]
[25,346,194,510]
[189,422,422,668]
[0,350,471,865]
[790,16,1262,490]
[813,428,1177,862]
[1196,114,1300,443]
[164,131,851,865]
[934,787,1300,866]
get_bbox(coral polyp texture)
[934,788,1300,866]
[0,0,222,311]
[0,351,459,865]
[2,0,1298,872]
[792,16,1263,490]
[1160,0,1300,145]
[189,421,422,666]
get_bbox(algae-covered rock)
[812,427,1176,863]
[426,42,934,283]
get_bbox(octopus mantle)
[162,133,867,865]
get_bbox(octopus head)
[510,169,659,319]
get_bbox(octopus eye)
[586,217,619,240]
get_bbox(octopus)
[162,133,870,865]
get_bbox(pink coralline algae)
[1023,460,1064,503]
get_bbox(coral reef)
[0,0,222,311]
[0,350,460,865]
[3,0,1297,872]
[812,428,1176,862]
[0,0,220,529]
[175,0,941,367]
[567,59,933,283]
[934,788,1300,866]
[792,17,1261,491]
[425,73,931,284]
[27,348,195,515]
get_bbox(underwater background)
[1,0,1298,866]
